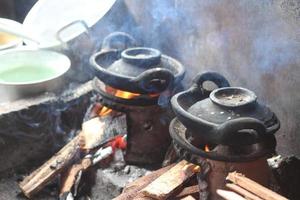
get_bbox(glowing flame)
[98,87,159,117]
[114,90,140,99]
[204,145,210,152]
[98,106,113,116]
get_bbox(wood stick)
[59,158,92,196]
[226,183,263,200]
[174,185,199,199]
[141,160,199,200]
[217,189,246,200]
[113,164,174,200]
[19,135,80,198]
[227,172,288,200]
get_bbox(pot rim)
[210,87,257,108]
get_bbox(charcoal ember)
[269,155,300,200]
[0,79,98,177]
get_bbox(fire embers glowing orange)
[98,106,113,116]
[114,90,140,99]
[204,144,210,152]
[98,88,141,116]
[98,87,160,117]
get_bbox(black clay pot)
[90,47,185,94]
[171,72,280,146]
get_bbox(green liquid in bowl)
[0,66,58,83]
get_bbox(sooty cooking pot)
[171,72,280,146]
[90,47,185,94]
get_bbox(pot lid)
[23,0,116,47]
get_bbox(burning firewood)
[140,160,200,200]
[59,135,127,199]
[19,111,127,198]
[226,172,289,200]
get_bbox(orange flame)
[114,90,141,99]
[204,145,210,152]
[98,89,142,116]
[98,87,159,117]
[98,106,113,116]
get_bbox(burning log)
[216,189,247,200]
[19,112,127,198]
[226,172,288,200]
[141,160,200,200]
[59,140,125,199]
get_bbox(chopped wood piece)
[59,158,92,196]
[141,160,199,200]
[19,136,80,198]
[226,183,263,200]
[114,164,174,200]
[80,114,127,150]
[227,172,288,200]
[80,117,107,149]
[19,114,127,198]
[174,185,199,199]
[180,195,196,200]
[217,189,246,200]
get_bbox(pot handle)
[133,68,175,93]
[56,20,90,51]
[191,71,230,93]
[217,117,267,145]
[102,32,137,51]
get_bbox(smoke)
[123,0,300,156]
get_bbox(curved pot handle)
[191,71,230,94]
[56,20,90,51]
[216,117,267,145]
[102,32,137,51]
[134,68,175,93]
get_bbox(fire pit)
[90,40,185,165]
[170,72,280,199]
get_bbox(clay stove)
[89,37,185,165]
[169,72,280,199]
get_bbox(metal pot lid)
[23,0,116,47]
[91,47,185,94]
[171,72,280,145]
